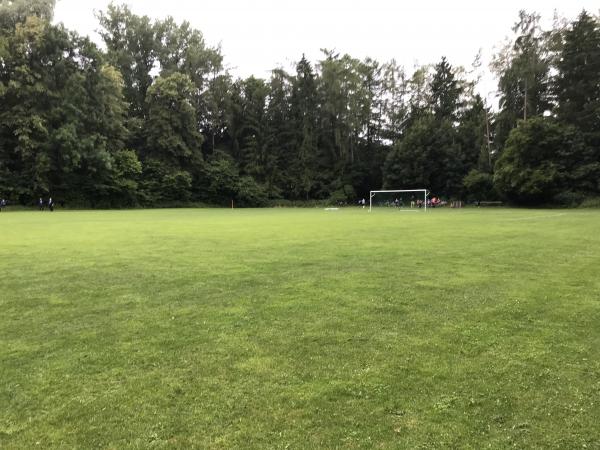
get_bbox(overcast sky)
[53,0,599,101]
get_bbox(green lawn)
[1,207,599,449]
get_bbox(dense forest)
[1,0,599,207]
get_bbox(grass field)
[1,207,599,449]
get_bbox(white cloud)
[54,0,599,102]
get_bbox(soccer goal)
[369,189,429,212]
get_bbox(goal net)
[369,189,428,212]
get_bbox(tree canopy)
[0,4,598,207]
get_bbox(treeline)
[0,1,598,207]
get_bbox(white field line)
[504,213,567,221]
[370,209,420,212]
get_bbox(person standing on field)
[38,197,44,211]
[48,197,54,212]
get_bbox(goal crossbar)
[369,189,428,212]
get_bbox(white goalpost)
[369,189,429,212]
